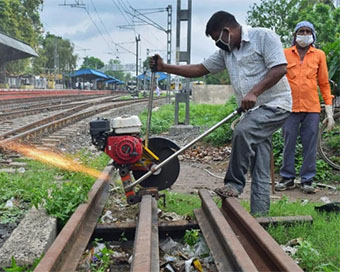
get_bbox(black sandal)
[214,184,239,198]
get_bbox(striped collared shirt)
[202,26,292,111]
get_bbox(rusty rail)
[194,190,258,271]
[195,189,303,272]
[130,195,159,272]
[34,164,114,272]
[33,185,306,271]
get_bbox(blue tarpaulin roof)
[107,79,125,84]
[107,75,125,84]
[106,75,118,82]
[137,72,168,81]
[70,68,109,80]
[106,79,116,83]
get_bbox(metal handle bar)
[125,107,242,191]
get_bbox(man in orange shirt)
[275,21,334,193]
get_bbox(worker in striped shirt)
[152,11,291,215]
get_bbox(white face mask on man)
[296,35,313,47]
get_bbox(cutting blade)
[132,137,180,190]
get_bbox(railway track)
[0,97,161,152]
[0,94,121,120]
[1,93,304,271]
[0,97,131,138]
[0,90,124,107]
[33,162,304,271]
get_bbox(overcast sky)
[40,0,261,70]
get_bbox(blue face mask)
[215,28,231,52]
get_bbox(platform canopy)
[116,80,125,84]
[137,72,168,82]
[70,68,109,81]
[0,32,38,63]
[106,75,125,84]
[106,75,118,83]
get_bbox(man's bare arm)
[161,63,209,78]
[242,64,287,109]
[152,54,209,78]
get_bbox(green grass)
[266,197,340,271]
[158,191,223,218]
[158,191,202,218]
[0,150,110,225]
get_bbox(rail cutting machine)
[89,108,241,205]
[89,115,180,205]
[90,55,241,205]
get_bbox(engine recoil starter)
[105,136,143,164]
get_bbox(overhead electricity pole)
[176,0,191,66]
[166,5,172,102]
[174,0,192,126]
[135,34,141,91]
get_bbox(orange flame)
[2,142,108,180]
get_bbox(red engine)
[105,135,143,164]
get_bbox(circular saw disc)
[133,137,180,191]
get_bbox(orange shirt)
[284,46,332,113]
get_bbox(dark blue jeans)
[280,112,320,183]
[224,106,290,215]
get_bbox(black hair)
[205,11,239,37]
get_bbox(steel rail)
[32,186,309,271]
[195,189,303,271]
[256,215,313,227]
[34,164,115,272]
[0,94,118,113]
[0,92,120,105]
[130,195,159,272]
[194,190,258,271]
[0,93,112,105]
[221,194,303,271]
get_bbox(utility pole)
[53,37,59,89]
[176,0,191,66]
[135,34,141,92]
[166,5,172,102]
[174,0,192,126]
